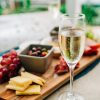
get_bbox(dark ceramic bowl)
[19,44,53,73]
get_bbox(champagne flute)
[58,14,86,100]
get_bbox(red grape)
[9,64,17,71]
[13,58,20,65]
[2,53,10,58]
[0,67,3,71]
[10,55,16,60]
[6,58,12,65]
[2,67,8,74]
[0,59,7,66]
[10,50,17,56]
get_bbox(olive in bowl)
[19,44,53,73]
[27,46,48,57]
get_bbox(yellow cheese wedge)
[21,72,45,86]
[21,72,46,84]
[6,83,28,91]
[10,76,32,87]
[16,85,41,95]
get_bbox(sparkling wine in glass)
[58,14,86,100]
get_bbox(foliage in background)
[60,4,66,14]
[82,4,100,25]
[82,4,98,24]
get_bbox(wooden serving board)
[0,51,100,100]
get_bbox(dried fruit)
[55,57,79,75]
[84,39,100,56]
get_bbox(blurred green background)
[0,0,100,25]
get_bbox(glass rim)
[60,13,85,20]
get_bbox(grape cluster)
[0,50,21,83]
[28,47,48,57]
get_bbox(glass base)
[58,91,84,100]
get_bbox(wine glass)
[58,14,86,100]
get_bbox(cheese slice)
[6,83,28,91]
[10,76,32,87]
[21,72,46,84]
[16,85,41,95]
[21,72,43,86]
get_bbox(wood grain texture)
[0,51,100,100]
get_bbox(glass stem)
[69,65,75,95]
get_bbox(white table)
[45,61,100,100]
[0,11,58,51]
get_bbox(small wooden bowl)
[19,44,53,73]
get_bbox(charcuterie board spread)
[0,39,100,100]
